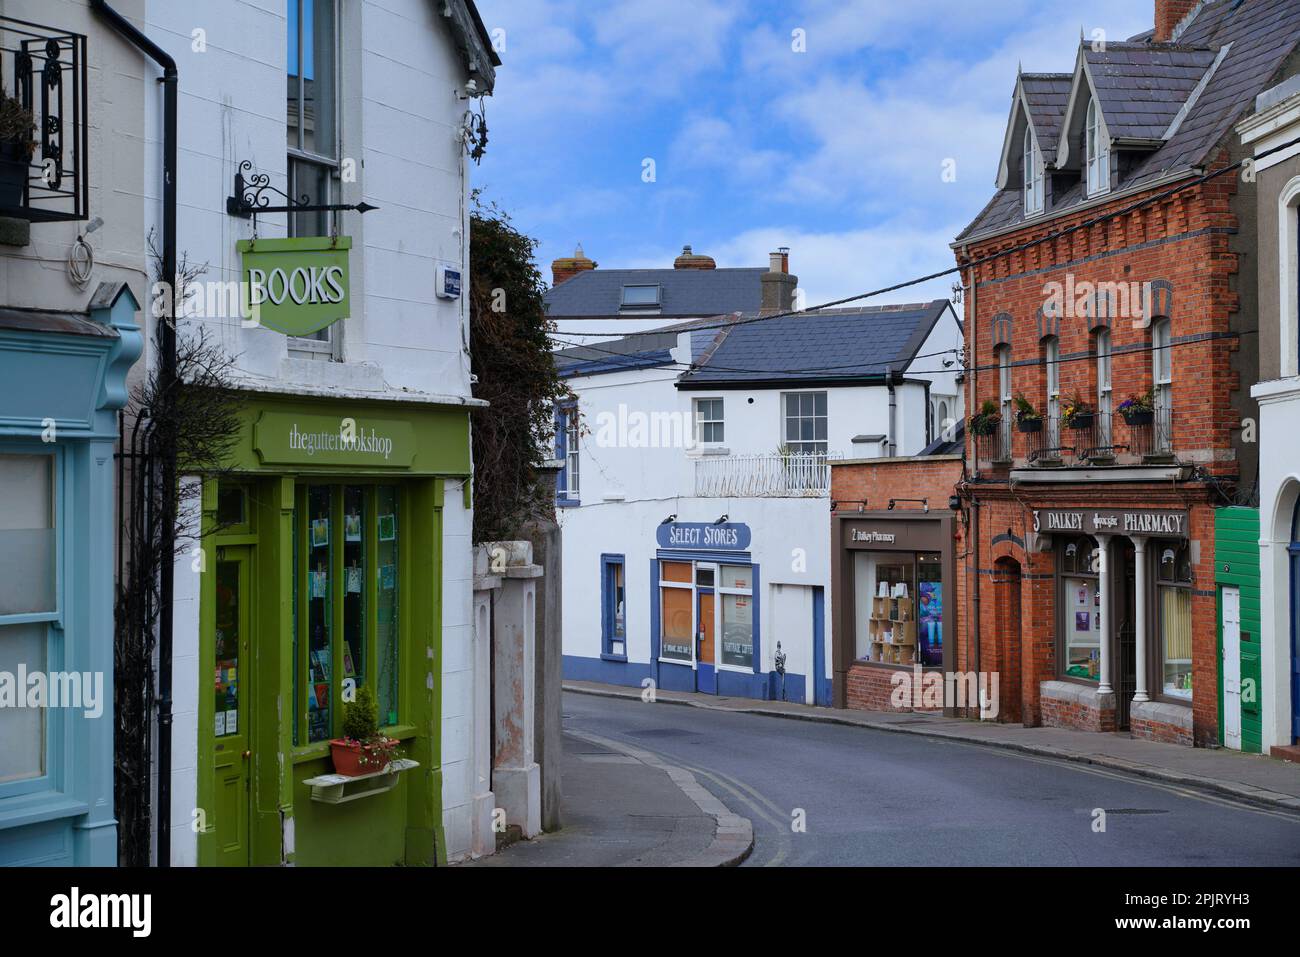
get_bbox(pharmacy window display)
[294,483,402,746]
[1156,542,1193,700]
[1059,535,1102,682]
[854,551,943,666]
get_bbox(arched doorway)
[992,557,1022,723]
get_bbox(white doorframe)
[1222,585,1242,750]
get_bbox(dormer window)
[1085,99,1110,196]
[1023,126,1044,216]
[620,284,660,310]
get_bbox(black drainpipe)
[92,0,178,867]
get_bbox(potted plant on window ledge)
[1118,389,1155,426]
[0,89,35,209]
[330,685,399,777]
[969,399,1000,437]
[1062,391,1095,430]
[1013,393,1042,433]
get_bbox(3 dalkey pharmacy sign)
[1032,507,1188,538]
[238,236,351,336]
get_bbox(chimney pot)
[761,249,798,314]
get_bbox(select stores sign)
[238,236,351,337]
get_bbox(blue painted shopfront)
[563,521,804,701]
[0,283,141,866]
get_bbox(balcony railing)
[974,425,1012,464]
[1024,408,1176,466]
[0,16,88,222]
[694,452,840,497]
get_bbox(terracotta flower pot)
[329,738,396,777]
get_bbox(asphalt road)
[562,691,1300,867]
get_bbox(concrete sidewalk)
[464,730,752,867]
[564,680,1300,815]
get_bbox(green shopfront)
[191,391,470,866]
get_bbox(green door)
[213,546,253,866]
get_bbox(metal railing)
[694,452,840,497]
[974,425,1011,464]
[1027,408,1176,465]
[0,16,89,222]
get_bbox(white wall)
[141,0,480,861]
[1254,380,1300,752]
[141,0,472,403]
[558,494,831,683]
[0,0,148,315]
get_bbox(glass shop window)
[857,553,919,666]
[1157,543,1193,699]
[659,561,693,662]
[1060,536,1101,682]
[916,553,943,668]
[0,453,56,784]
[718,564,753,668]
[296,484,401,746]
[602,556,626,657]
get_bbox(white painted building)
[118,0,500,865]
[1240,74,1300,758]
[551,292,963,703]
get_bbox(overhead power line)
[545,132,1300,341]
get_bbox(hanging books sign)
[237,236,351,337]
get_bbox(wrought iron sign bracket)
[226,160,378,220]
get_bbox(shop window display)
[297,484,401,745]
[854,551,942,666]
[719,564,753,668]
[1158,543,1193,699]
[1061,536,1101,682]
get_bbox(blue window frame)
[601,554,626,659]
[0,447,64,799]
[556,403,579,506]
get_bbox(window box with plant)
[969,399,1000,436]
[1118,389,1155,426]
[1013,393,1042,433]
[329,685,400,778]
[0,88,35,209]
[1062,391,1095,430]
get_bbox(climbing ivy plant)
[469,193,571,542]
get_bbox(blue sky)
[472,0,1153,308]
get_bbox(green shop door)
[212,546,254,866]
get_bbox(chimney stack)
[1154,0,1197,42]
[673,244,716,270]
[551,243,596,285]
[760,247,798,315]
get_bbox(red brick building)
[830,452,966,712]
[952,0,1300,746]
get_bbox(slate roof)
[676,300,954,388]
[919,419,965,456]
[957,0,1300,242]
[1085,44,1220,142]
[553,313,747,378]
[544,267,766,319]
[1021,73,1073,154]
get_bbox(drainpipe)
[886,367,896,458]
[92,0,178,867]
[966,255,981,709]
